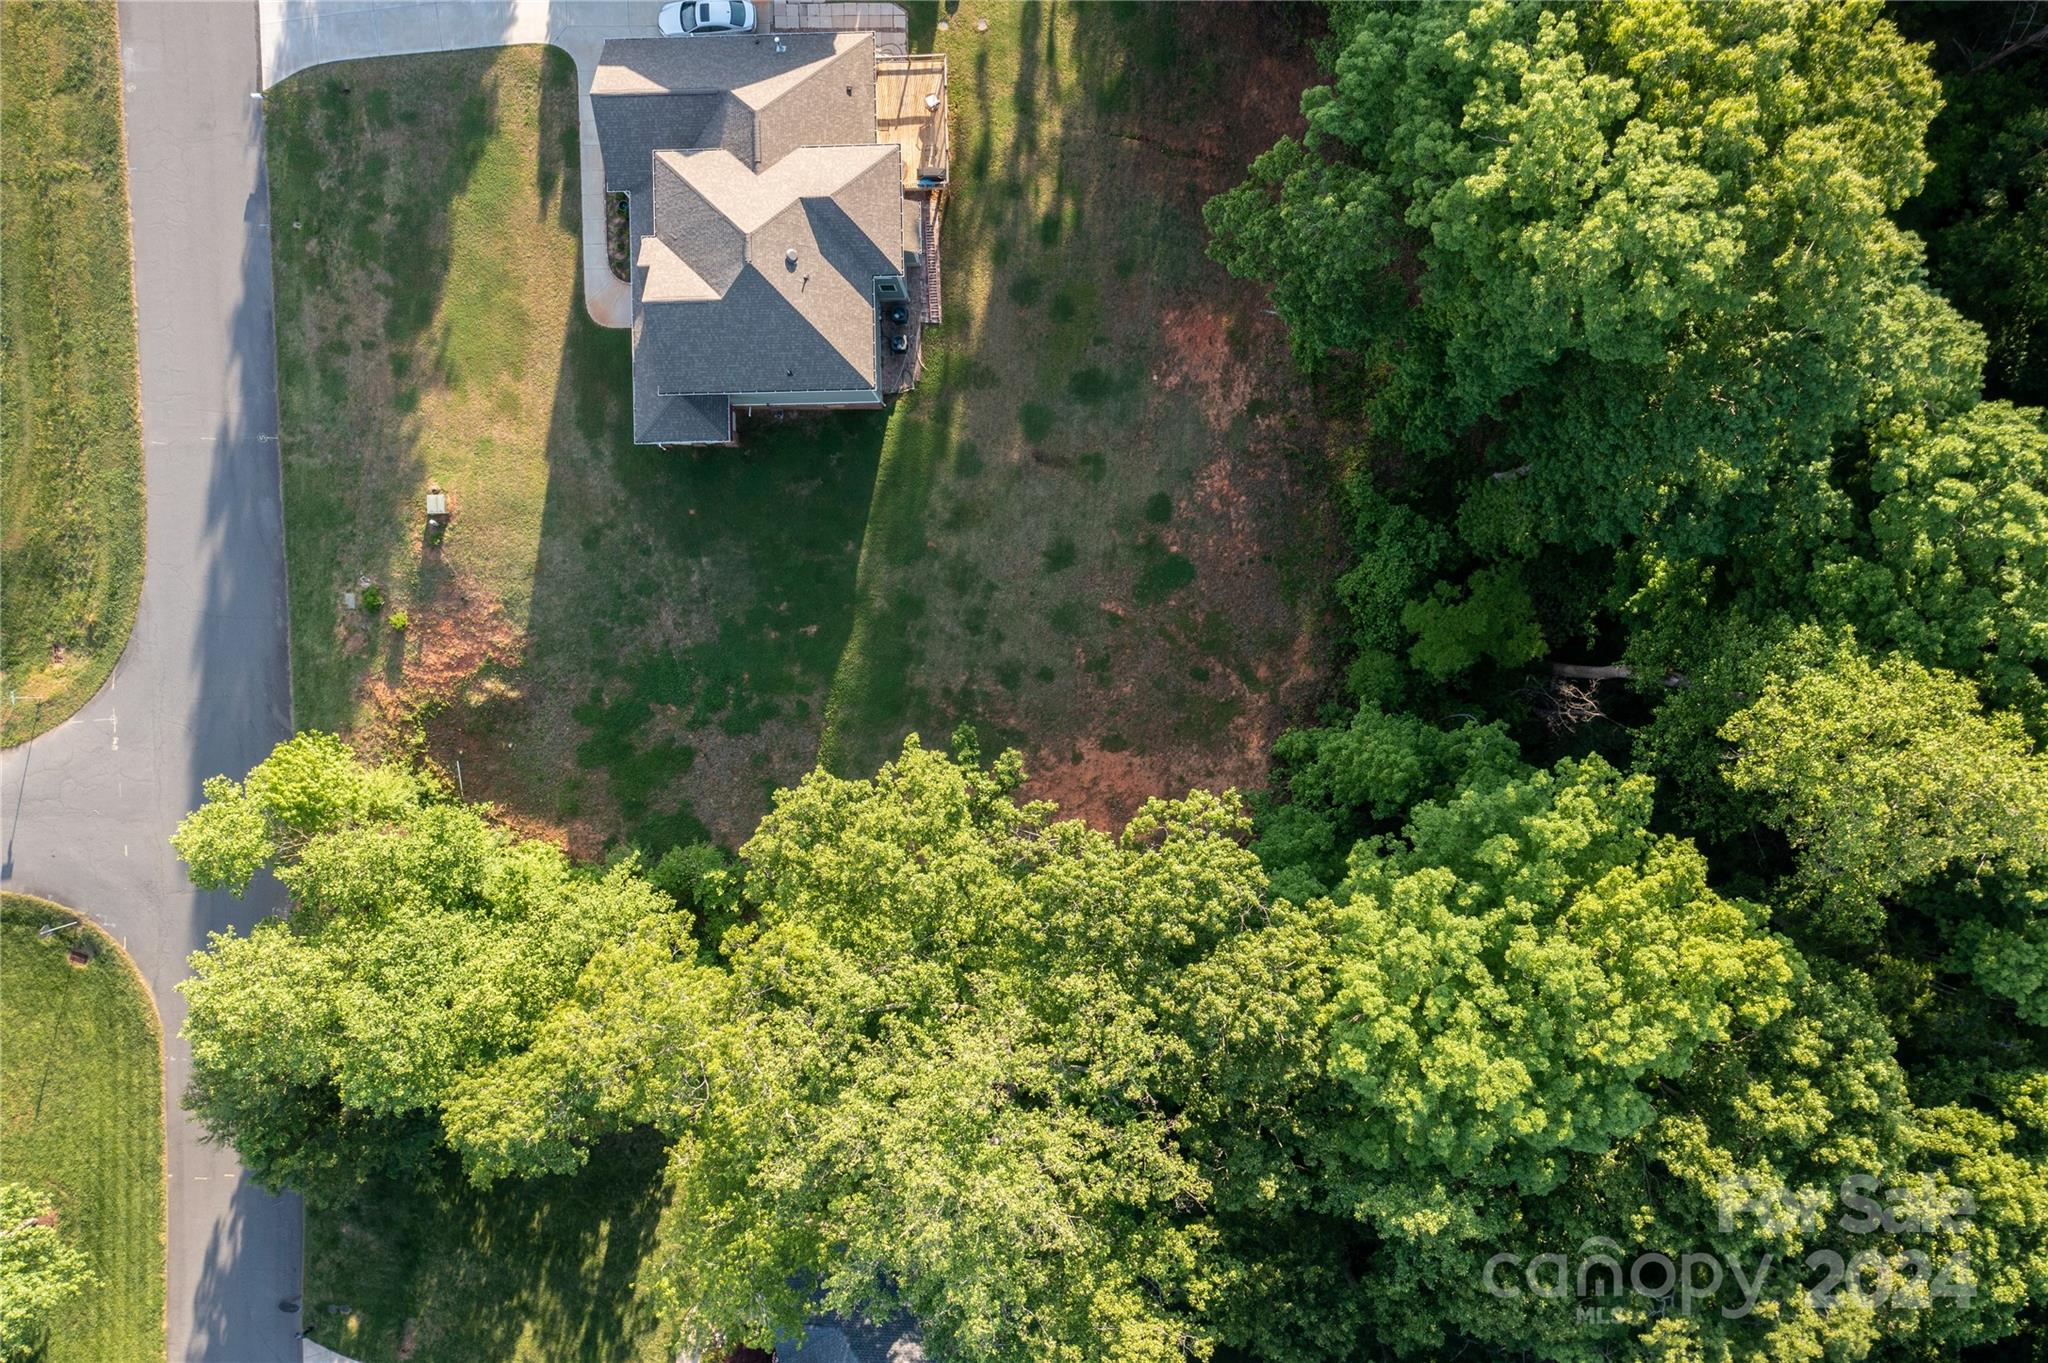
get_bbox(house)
[776,1312,925,1363]
[592,30,948,446]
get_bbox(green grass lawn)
[0,894,166,1363]
[305,1135,671,1363]
[268,2,1334,860]
[268,45,886,853]
[0,3,146,746]
[817,0,1337,811]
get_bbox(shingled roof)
[778,1312,925,1363]
[594,31,905,444]
[592,33,877,189]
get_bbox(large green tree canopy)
[1723,645,2048,937]
[172,734,677,1202]
[1894,2,2048,408]
[1326,756,1793,1204]
[1814,401,2048,713]
[1209,0,1971,555]
[1293,729,2048,1362]
[160,5,2048,1359]
[0,1183,94,1362]
[454,736,1337,1363]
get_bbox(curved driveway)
[1,2,302,1359]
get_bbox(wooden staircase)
[921,193,943,326]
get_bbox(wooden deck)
[876,52,949,188]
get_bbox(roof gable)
[651,142,899,302]
[651,151,747,294]
[592,33,875,188]
[591,32,863,100]
[636,142,901,395]
[751,38,877,170]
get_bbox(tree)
[171,731,420,894]
[1329,481,1452,705]
[173,737,677,1202]
[0,1183,94,1362]
[1895,2,2048,407]
[1324,756,1794,1208]
[1311,760,2048,1361]
[1723,646,2048,938]
[1349,956,2048,1363]
[1258,705,1523,899]
[1195,5,2048,1355]
[1200,135,1403,366]
[453,736,1339,1363]
[440,917,728,1183]
[1400,565,1546,680]
[1814,401,2048,714]
[1208,1,1965,554]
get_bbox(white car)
[659,0,757,35]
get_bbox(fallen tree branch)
[1972,13,2048,71]
[1550,662,1690,688]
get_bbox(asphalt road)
[0,2,304,1359]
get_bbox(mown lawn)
[305,1135,671,1363]
[0,2,146,746]
[0,894,166,1363]
[268,2,1334,860]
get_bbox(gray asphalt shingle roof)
[633,390,734,445]
[777,1312,926,1363]
[594,30,903,443]
[592,32,876,187]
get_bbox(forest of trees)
[173,3,2048,1361]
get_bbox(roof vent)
[785,248,799,270]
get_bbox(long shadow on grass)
[521,311,887,853]
[307,1133,669,1363]
[813,0,1329,796]
[516,141,885,854]
[268,49,527,729]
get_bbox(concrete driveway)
[256,0,676,330]
[254,1,913,331]
[1,2,302,1359]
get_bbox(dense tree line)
[1894,0,2048,408]
[1202,0,2048,1356]
[173,3,2048,1361]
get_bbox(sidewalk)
[772,0,906,53]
